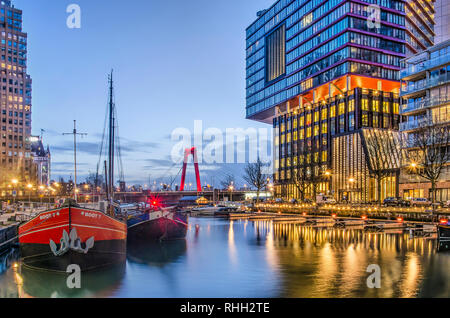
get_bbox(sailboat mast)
[108,71,115,202]
[73,120,78,201]
[63,120,87,202]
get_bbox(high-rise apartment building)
[0,0,33,190]
[399,41,449,202]
[245,0,434,203]
[405,0,435,55]
[434,0,450,44]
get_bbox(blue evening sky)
[14,0,275,188]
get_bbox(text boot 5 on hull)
[127,206,188,242]
[19,200,127,272]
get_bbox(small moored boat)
[127,206,188,242]
[438,219,450,252]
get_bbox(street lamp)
[27,183,32,204]
[38,185,44,204]
[11,179,18,204]
[228,184,234,202]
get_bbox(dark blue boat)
[127,207,188,242]
[438,220,450,252]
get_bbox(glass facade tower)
[245,0,434,203]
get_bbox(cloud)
[51,141,102,156]
[52,161,89,167]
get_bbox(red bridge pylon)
[180,147,201,192]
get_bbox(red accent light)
[397,217,404,223]
[440,219,449,225]
[362,215,368,220]
[332,213,337,218]
[147,195,161,208]
[302,212,307,216]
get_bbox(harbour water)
[0,217,449,298]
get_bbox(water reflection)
[19,264,125,298]
[264,221,448,298]
[0,218,448,298]
[127,240,187,266]
[0,249,20,298]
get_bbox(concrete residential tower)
[0,0,32,190]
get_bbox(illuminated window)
[321,108,327,120]
[293,131,298,141]
[362,113,368,126]
[281,134,285,144]
[362,98,369,111]
[302,78,313,91]
[393,102,399,114]
[314,152,319,163]
[322,122,328,134]
[314,111,319,122]
[302,12,313,28]
[373,115,378,127]
[348,99,355,112]
[372,100,380,112]
[314,125,319,136]
[339,103,345,115]
[307,127,311,138]
[306,113,312,125]
[383,115,389,127]
[322,151,327,162]
[330,106,336,117]
[281,122,285,132]
[287,157,291,167]
[299,129,304,140]
[383,101,389,113]
[307,154,311,163]
[293,118,297,129]
[299,116,304,127]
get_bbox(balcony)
[400,114,450,131]
[401,52,450,79]
[401,96,450,114]
[401,74,450,95]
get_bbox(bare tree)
[403,124,449,205]
[243,157,270,203]
[220,174,235,190]
[290,167,308,201]
[363,129,401,205]
[308,166,327,200]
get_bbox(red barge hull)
[19,206,127,272]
